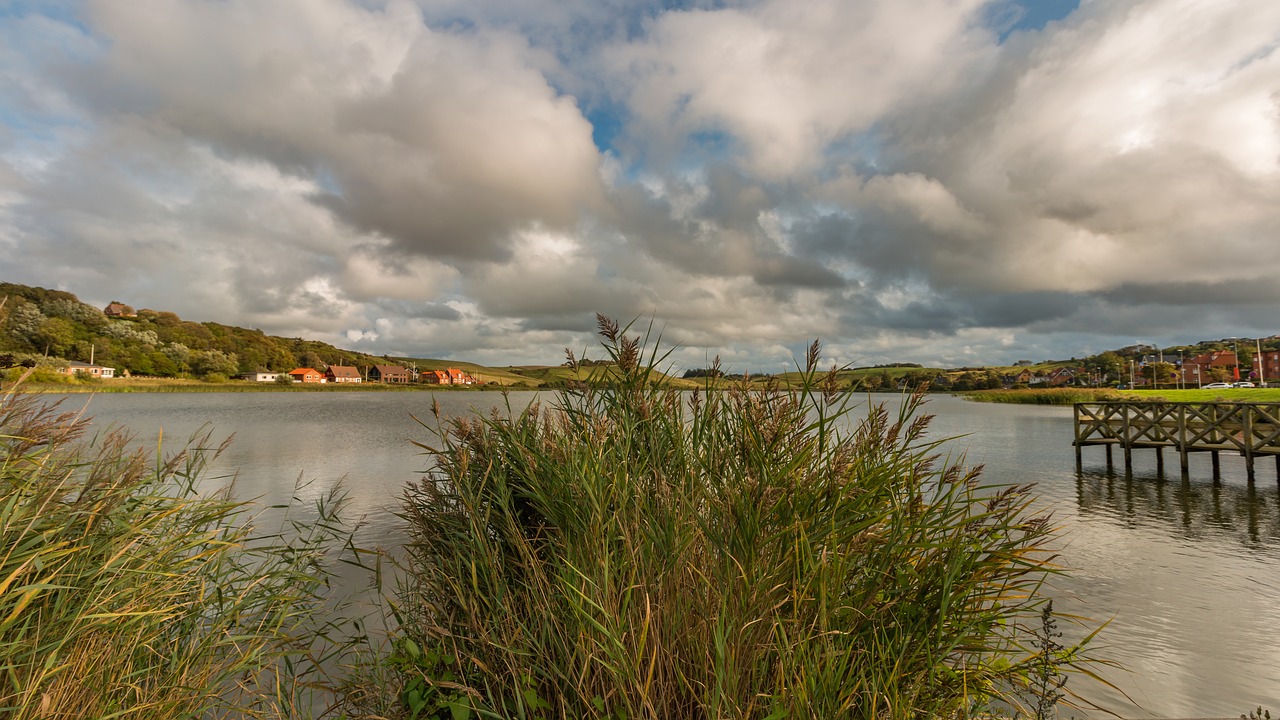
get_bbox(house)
[57,361,115,379]
[288,367,325,383]
[240,372,280,382]
[325,365,362,383]
[421,370,450,384]
[1045,367,1076,386]
[1181,351,1237,385]
[103,302,136,318]
[1010,369,1035,385]
[368,364,410,383]
[419,368,475,385]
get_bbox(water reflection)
[1076,469,1280,552]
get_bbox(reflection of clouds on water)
[1075,470,1280,552]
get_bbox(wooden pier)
[1074,401,1280,481]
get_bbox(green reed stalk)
[0,381,362,719]
[398,316,1111,719]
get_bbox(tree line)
[0,283,390,380]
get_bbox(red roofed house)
[421,370,450,384]
[368,364,410,384]
[447,368,474,385]
[326,365,362,383]
[1181,351,1237,385]
[288,367,324,383]
[103,302,136,318]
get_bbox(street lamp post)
[1257,338,1266,387]
[1231,336,1240,382]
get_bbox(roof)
[327,365,361,378]
[289,367,320,376]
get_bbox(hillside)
[0,282,432,381]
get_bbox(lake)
[45,390,1280,718]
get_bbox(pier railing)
[1074,401,1280,480]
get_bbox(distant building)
[240,372,280,382]
[325,365,362,383]
[58,361,115,379]
[103,302,136,318]
[288,367,324,383]
[420,368,475,385]
[368,364,410,384]
[421,370,450,384]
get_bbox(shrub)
[398,316,1107,719]
[0,386,358,718]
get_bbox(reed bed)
[398,317,1108,719]
[0,373,363,719]
[959,388,1118,406]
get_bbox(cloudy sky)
[1,0,1277,371]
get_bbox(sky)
[1,0,1277,372]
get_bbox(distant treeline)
[0,282,396,380]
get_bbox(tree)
[1084,352,1125,384]
[35,318,76,356]
[1141,362,1177,386]
[190,349,239,378]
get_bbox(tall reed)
[399,316,1107,719]
[0,377,359,719]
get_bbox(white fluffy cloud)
[0,0,1277,369]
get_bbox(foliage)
[397,315,1108,719]
[0,382,363,718]
[0,282,396,379]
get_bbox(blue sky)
[1,0,1277,371]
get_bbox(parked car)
[1232,381,1256,388]
[1203,382,1232,389]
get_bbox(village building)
[1180,350,1238,385]
[368,364,410,383]
[421,370,450,384]
[288,367,325,383]
[240,372,281,382]
[420,368,475,385]
[57,361,115,379]
[325,365,362,383]
[103,302,136,318]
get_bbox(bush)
[398,316,1107,719]
[0,387,359,718]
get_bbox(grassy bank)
[961,387,1280,405]
[397,317,1109,719]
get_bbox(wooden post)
[1178,404,1189,473]
[1105,443,1113,469]
[1243,406,1256,482]
[1122,404,1133,472]
[1156,446,1164,475]
[1211,450,1221,482]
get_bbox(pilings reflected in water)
[1075,467,1280,550]
[1074,401,1280,483]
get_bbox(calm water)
[49,391,1280,717]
